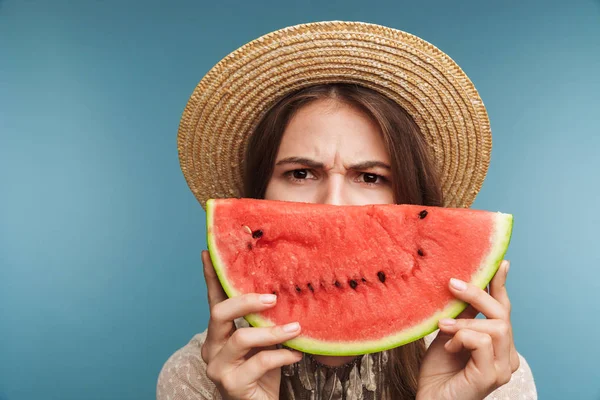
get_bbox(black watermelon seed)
[252,229,263,239]
[307,283,314,292]
[419,210,428,219]
[361,277,367,283]
[295,286,301,293]
[377,271,386,283]
[272,291,277,295]
[247,243,253,250]
[349,280,358,289]
[334,280,341,288]
[417,249,424,256]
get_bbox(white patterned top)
[157,320,537,400]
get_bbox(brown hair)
[243,83,444,398]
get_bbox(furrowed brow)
[275,157,325,169]
[348,161,391,170]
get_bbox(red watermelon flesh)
[206,198,513,356]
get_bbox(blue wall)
[1,0,599,399]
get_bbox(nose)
[319,174,346,205]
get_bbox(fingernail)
[283,322,300,333]
[450,278,467,291]
[439,318,456,326]
[290,350,304,358]
[505,260,510,276]
[260,294,277,304]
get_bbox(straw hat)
[177,20,491,209]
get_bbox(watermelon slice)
[206,198,513,356]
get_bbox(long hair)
[243,83,444,399]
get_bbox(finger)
[237,348,303,384]
[202,250,227,308]
[207,293,278,348]
[217,322,302,364]
[487,260,518,372]
[445,329,495,380]
[489,260,511,313]
[202,250,234,363]
[449,278,507,320]
[439,318,511,370]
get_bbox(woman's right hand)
[200,250,303,400]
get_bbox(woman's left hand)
[416,260,520,400]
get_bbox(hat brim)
[178,20,491,210]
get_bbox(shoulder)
[487,352,537,399]
[425,331,537,399]
[156,330,220,400]
[157,319,249,400]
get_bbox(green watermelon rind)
[206,199,241,299]
[206,199,514,356]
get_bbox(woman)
[159,22,537,399]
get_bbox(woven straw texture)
[177,21,491,209]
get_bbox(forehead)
[276,99,390,163]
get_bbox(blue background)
[1,0,599,399]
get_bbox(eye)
[293,170,308,179]
[285,169,316,182]
[358,173,387,185]
[363,173,378,183]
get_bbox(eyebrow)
[275,157,391,170]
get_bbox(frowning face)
[265,98,394,206]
